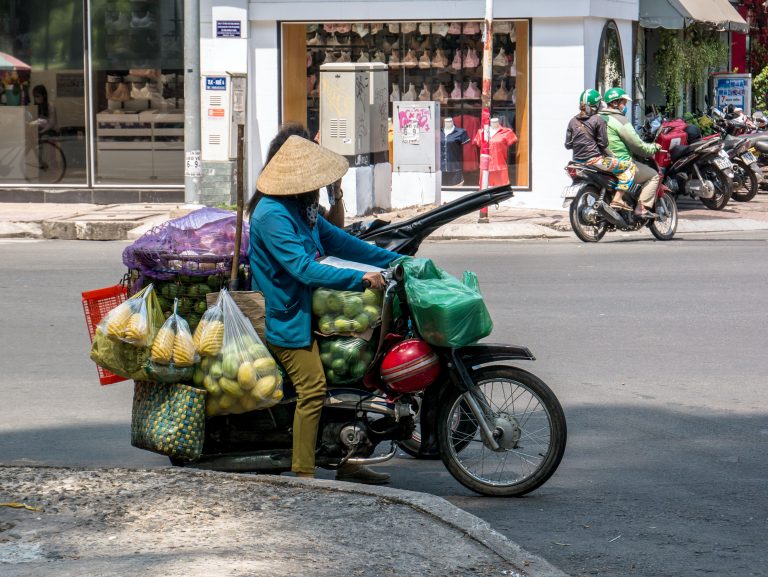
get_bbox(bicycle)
[24,133,66,184]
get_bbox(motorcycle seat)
[756,141,768,154]
[670,144,690,161]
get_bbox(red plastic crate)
[82,284,128,385]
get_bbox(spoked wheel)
[649,191,678,240]
[731,159,758,202]
[699,164,732,210]
[569,187,607,242]
[437,366,567,497]
[24,140,66,184]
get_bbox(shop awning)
[640,0,748,33]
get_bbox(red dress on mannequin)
[472,126,518,186]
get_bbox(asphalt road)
[2,233,767,577]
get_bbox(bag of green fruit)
[318,336,375,385]
[97,283,164,347]
[195,289,283,416]
[312,287,383,336]
[144,299,198,384]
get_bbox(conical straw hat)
[256,135,349,196]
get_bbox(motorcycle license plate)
[714,158,731,170]
[561,184,582,198]
[742,152,757,164]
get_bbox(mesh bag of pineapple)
[312,287,383,336]
[193,289,283,416]
[318,336,376,385]
[91,284,164,380]
[144,298,199,383]
[97,283,164,347]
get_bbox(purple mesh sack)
[123,208,249,280]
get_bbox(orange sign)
[208,108,225,118]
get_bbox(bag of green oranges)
[318,336,376,385]
[312,287,383,336]
[194,289,283,416]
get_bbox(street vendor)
[248,135,399,484]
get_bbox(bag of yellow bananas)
[97,283,164,347]
[195,289,283,417]
[144,298,199,384]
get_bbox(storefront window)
[282,20,530,189]
[0,0,86,185]
[596,21,624,95]
[91,0,184,184]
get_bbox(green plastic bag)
[399,258,493,348]
[90,329,150,380]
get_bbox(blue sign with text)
[205,76,227,91]
[216,20,242,38]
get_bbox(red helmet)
[380,338,440,393]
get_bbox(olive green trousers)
[267,340,326,474]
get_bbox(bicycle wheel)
[24,140,66,184]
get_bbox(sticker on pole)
[185,151,203,178]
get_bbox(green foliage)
[753,66,768,111]
[654,27,729,112]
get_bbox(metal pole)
[478,0,494,223]
[230,124,245,290]
[184,0,202,204]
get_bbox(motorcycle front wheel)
[569,187,607,242]
[649,191,678,240]
[437,366,567,497]
[699,164,732,210]
[731,159,759,202]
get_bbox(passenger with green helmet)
[565,89,636,208]
[600,87,661,219]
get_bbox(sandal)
[610,200,632,211]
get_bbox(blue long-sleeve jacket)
[248,196,399,348]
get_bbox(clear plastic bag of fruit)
[144,299,199,383]
[318,336,376,385]
[312,287,383,336]
[193,297,225,357]
[196,289,283,416]
[97,283,164,347]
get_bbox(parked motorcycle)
[563,161,678,242]
[709,108,763,202]
[173,185,568,497]
[644,117,733,210]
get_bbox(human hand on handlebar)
[362,271,386,290]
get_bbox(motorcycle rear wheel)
[649,191,678,240]
[731,159,758,202]
[569,187,607,242]
[437,366,567,497]
[699,164,732,210]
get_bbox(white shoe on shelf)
[390,83,401,102]
[372,50,386,63]
[450,81,462,100]
[418,83,431,101]
[451,50,462,71]
[402,83,418,101]
[388,50,401,67]
[493,48,508,68]
[402,49,418,68]
[433,83,449,104]
[338,50,351,63]
[463,81,480,99]
[418,51,431,69]
[357,52,370,63]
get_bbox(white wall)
[514,18,586,210]
[247,21,280,193]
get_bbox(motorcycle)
[709,108,763,202]
[643,117,733,210]
[562,160,678,243]
[173,185,568,497]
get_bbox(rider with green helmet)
[600,87,660,219]
[565,89,636,207]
